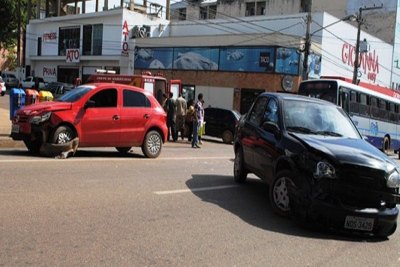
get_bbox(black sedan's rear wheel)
[141,130,162,158]
[233,147,248,183]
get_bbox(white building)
[26,8,168,84]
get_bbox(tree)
[0,0,28,50]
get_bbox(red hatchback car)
[11,83,168,158]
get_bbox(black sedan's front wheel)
[269,170,295,217]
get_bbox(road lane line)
[0,156,232,163]
[154,184,239,195]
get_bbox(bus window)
[359,93,369,116]
[389,102,396,122]
[298,81,338,104]
[339,88,349,113]
[379,99,389,120]
[370,97,379,119]
[349,90,359,114]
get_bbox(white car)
[0,76,6,96]
[20,76,46,90]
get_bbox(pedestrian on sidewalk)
[165,92,177,142]
[186,100,195,142]
[176,93,187,140]
[192,93,204,148]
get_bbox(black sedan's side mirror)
[84,100,96,109]
[262,121,281,138]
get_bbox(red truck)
[87,71,182,104]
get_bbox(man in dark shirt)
[165,92,177,141]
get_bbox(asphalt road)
[1,141,400,266]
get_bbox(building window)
[200,6,207,19]
[37,37,42,56]
[256,2,265,15]
[300,0,311,12]
[83,24,103,56]
[246,1,266,16]
[178,8,186,20]
[209,5,217,19]
[58,27,80,56]
[246,3,255,16]
[199,5,217,20]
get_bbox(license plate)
[11,124,20,133]
[344,216,374,231]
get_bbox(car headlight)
[30,112,52,125]
[313,161,336,179]
[387,170,400,188]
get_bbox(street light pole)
[302,12,312,80]
[352,8,362,84]
[352,4,383,84]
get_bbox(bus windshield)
[298,80,338,104]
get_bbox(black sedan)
[204,107,240,143]
[234,92,400,237]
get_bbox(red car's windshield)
[58,85,95,102]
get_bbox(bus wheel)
[383,136,390,154]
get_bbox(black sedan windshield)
[58,86,95,102]
[283,100,361,139]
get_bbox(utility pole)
[302,0,312,81]
[17,0,21,67]
[352,4,383,84]
[302,12,312,81]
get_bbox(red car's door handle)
[112,115,120,120]
[144,114,150,119]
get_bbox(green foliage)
[0,0,28,49]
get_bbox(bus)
[298,77,400,155]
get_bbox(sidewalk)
[0,107,24,148]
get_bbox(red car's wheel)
[142,130,162,158]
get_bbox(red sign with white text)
[341,43,379,83]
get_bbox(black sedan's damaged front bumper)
[290,179,400,237]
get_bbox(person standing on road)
[165,92,177,142]
[176,93,187,140]
[192,93,204,148]
[198,99,205,145]
[186,100,195,142]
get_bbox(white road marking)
[0,156,232,163]
[154,185,239,195]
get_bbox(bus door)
[339,87,350,113]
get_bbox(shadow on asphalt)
[186,174,388,243]
[0,148,146,158]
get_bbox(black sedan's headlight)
[313,161,336,179]
[387,169,400,188]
